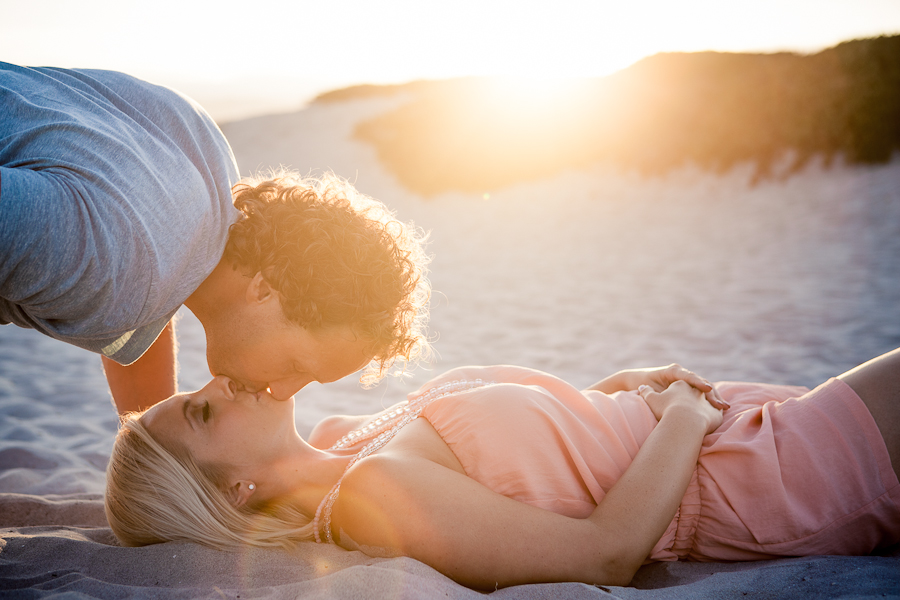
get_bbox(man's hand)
[102,319,178,414]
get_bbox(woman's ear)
[226,480,256,508]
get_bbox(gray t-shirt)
[0,63,239,364]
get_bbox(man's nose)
[267,377,314,401]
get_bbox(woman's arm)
[333,382,721,589]
[584,382,719,578]
[588,364,728,409]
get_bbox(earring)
[248,484,255,491]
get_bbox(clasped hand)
[587,363,728,434]
[626,364,728,435]
[639,380,725,435]
[623,364,727,406]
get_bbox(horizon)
[3,0,899,122]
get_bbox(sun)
[478,76,595,119]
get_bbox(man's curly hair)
[223,172,431,385]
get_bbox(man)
[1,63,430,413]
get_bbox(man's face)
[203,295,373,400]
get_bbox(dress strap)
[312,378,494,544]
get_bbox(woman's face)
[141,376,299,479]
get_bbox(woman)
[105,350,900,589]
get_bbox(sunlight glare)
[1,0,897,122]
[481,76,592,115]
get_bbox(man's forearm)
[102,319,178,414]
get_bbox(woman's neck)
[255,440,353,517]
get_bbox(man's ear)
[245,272,276,305]
[226,480,257,509]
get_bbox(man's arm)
[102,319,178,414]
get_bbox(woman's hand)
[589,364,729,410]
[638,380,724,435]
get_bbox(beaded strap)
[312,378,494,544]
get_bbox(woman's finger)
[706,383,727,407]
[638,384,661,401]
[664,364,709,390]
[672,368,728,408]
[682,370,713,391]
[705,388,730,410]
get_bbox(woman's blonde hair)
[105,412,312,550]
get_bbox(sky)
[2,0,899,121]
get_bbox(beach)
[1,93,899,598]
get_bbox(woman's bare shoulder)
[330,452,448,553]
[307,415,372,449]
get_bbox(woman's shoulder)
[308,414,372,449]
[331,451,444,553]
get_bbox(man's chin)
[260,389,293,403]
[204,350,222,379]
[205,358,246,389]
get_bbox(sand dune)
[322,36,900,196]
[1,93,898,598]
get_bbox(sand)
[1,95,899,598]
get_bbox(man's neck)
[183,258,245,326]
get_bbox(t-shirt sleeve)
[0,63,239,363]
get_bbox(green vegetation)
[316,35,900,196]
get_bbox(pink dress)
[412,365,900,561]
